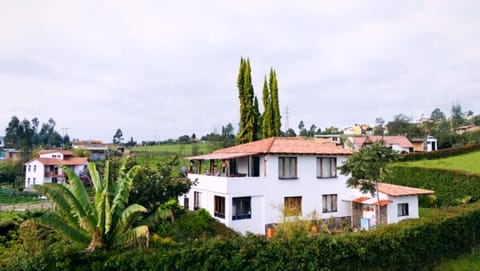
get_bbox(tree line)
[3,116,69,151]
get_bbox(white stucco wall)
[182,154,352,235]
[25,160,45,187]
[386,195,419,224]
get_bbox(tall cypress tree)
[237,58,258,144]
[269,68,281,136]
[262,76,273,138]
[237,58,246,137]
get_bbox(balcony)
[44,172,66,178]
[188,174,266,195]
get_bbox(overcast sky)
[1,1,479,143]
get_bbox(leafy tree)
[285,128,296,137]
[387,114,422,138]
[298,121,307,136]
[177,135,191,144]
[31,160,170,252]
[339,140,400,224]
[451,102,466,127]
[129,155,192,212]
[113,128,124,144]
[430,108,446,122]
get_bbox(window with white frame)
[33,165,37,172]
[28,165,31,172]
[398,203,409,217]
[278,157,297,179]
[317,157,337,178]
[322,194,338,213]
[232,197,251,220]
[214,196,225,219]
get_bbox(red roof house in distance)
[24,150,88,189]
[345,135,414,153]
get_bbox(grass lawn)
[435,252,480,270]
[399,151,480,174]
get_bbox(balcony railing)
[44,172,66,178]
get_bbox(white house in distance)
[24,150,88,189]
[345,135,414,153]
[181,137,433,235]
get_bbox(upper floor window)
[322,194,338,213]
[232,197,251,220]
[284,196,302,216]
[33,165,37,172]
[28,165,31,172]
[214,195,225,219]
[398,203,409,217]
[317,157,337,178]
[278,157,297,179]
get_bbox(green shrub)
[385,165,480,206]
[402,143,480,161]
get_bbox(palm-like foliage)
[31,161,161,252]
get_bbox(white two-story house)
[182,137,433,235]
[24,150,88,189]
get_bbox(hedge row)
[386,165,480,206]
[402,143,480,161]
[20,203,480,271]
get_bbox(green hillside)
[399,151,480,174]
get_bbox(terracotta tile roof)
[188,137,352,160]
[222,137,351,155]
[38,150,74,156]
[377,183,434,196]
[352,136,414,148]
[27,157,88,166]
[351,196,391,206]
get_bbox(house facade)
[24,150,88,188]
[411,136,438,152]
[181,137,433,235]
[345,135,414,153]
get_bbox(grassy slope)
[399,151,480,174]
[403,151,480,270]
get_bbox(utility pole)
[284,106,290,132]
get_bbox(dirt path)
[0,201,53,212]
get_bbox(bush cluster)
[7,203,480,271]
[402,143,480,161]
[386,165,480,206]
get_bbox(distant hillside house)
[181,137,431,235]
[455,124,480,135]
[0,148,21,161]
[345,135,414,153]
[24,150,88,189]
[411,136,438,152]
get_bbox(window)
[284,196,302,216]
[322,194,338,213]
[33,178,36,185]
[33,165,37,172]
[232,197,251,220]
[278,157,297,179]
[317,157,337,178]
[28,165,31,172]
[194,191,201,210]
[398,203,409,217]
[183,197,189,209]
[27,178,30,185]
[214,196,225,219]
